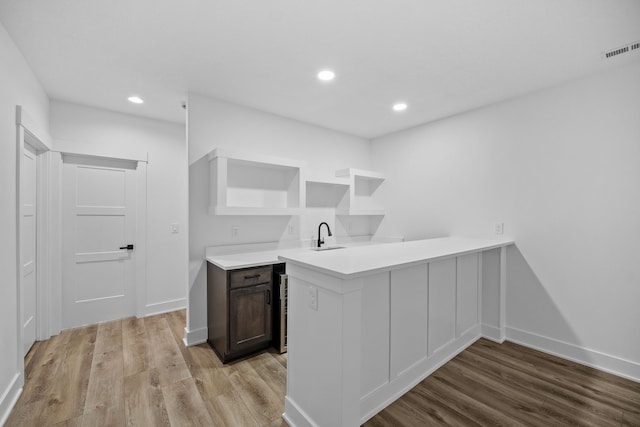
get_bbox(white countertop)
[204,237,400,270]
[206,248,299,270]
[278,236,514,279]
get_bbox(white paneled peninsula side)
[278,237,513,427]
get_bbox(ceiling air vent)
[602,41,640,59]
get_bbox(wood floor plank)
[364,412,399,427]
[449,355,606,427]
[404,385,484,427]
[162,310,187,344]
[3,394,50,427]
[474,339,640,406]
[46,325,98,425]
[122,317,153,377]
[431,365,534,427]
[82,321,125,427]
[622,409,640,426]
[191,360,234,401]
[226,358,285,425]
[52,415,83,427]
[162,378,214,426]
[271,350,288,371]
[20,329,72,404]
[247,350,288,401]
[463,342,634,424]
[124,369,171,427]
[163,310,200,374]
[501,340,640,393]
[145,316,191,388]
[267,417,289,427]
[23,339,45,379]
[207,389,261,427]
[451,352,546,410]
[370,395,437,426]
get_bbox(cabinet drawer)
[229,266,272,289]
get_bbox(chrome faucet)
[317,222,332,248]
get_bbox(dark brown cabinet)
[207,262,273,363]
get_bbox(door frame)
[15,106,52,364]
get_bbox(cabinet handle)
[266,290,271,305]
[244,274,260,279]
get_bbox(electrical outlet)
[170,223,179,234]
[494,222,504,235]
[232,226,239,237]
[308,286,318,311]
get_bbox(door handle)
[119,244,134,250]
[266,290,271,305]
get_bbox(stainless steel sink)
[310,245,345,251]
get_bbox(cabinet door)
[229,283,273,353]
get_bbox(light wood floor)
[6,310,640,426]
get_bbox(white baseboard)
[506,326,640,383]
[184,326,208,347]
[144,298,186,317]
[0,373,22,426]
[284,396,315,427]
[481,324,505,343]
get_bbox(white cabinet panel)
[482,248,501,329]
[428,258,456,355]
[361,273,390,398]
[390,264,428,379]
[457,253,479,336]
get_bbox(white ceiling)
[1,0,639,138]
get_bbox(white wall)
[372,60,640,379]
[187,93,372,342]
[50,101,188,316]
[0,23,50,424]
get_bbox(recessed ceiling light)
[392,102,408,112]
[317,69,336,82]
[128,95,144,104]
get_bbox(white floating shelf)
[305,176,350,209]
[334,168,385,216]
[209,206,303,216]
[336,208,386,216]
[335,168,385,181]
[305,176,350,186]
[206,149,386,217]
[208,148,305,216]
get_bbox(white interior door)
[62,155,138,329]
[21,143,37,356]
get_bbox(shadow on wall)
[507,245,602,371]
[504,246,637,423]
[335,215,384,237]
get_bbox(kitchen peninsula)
[278,236,513,427]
